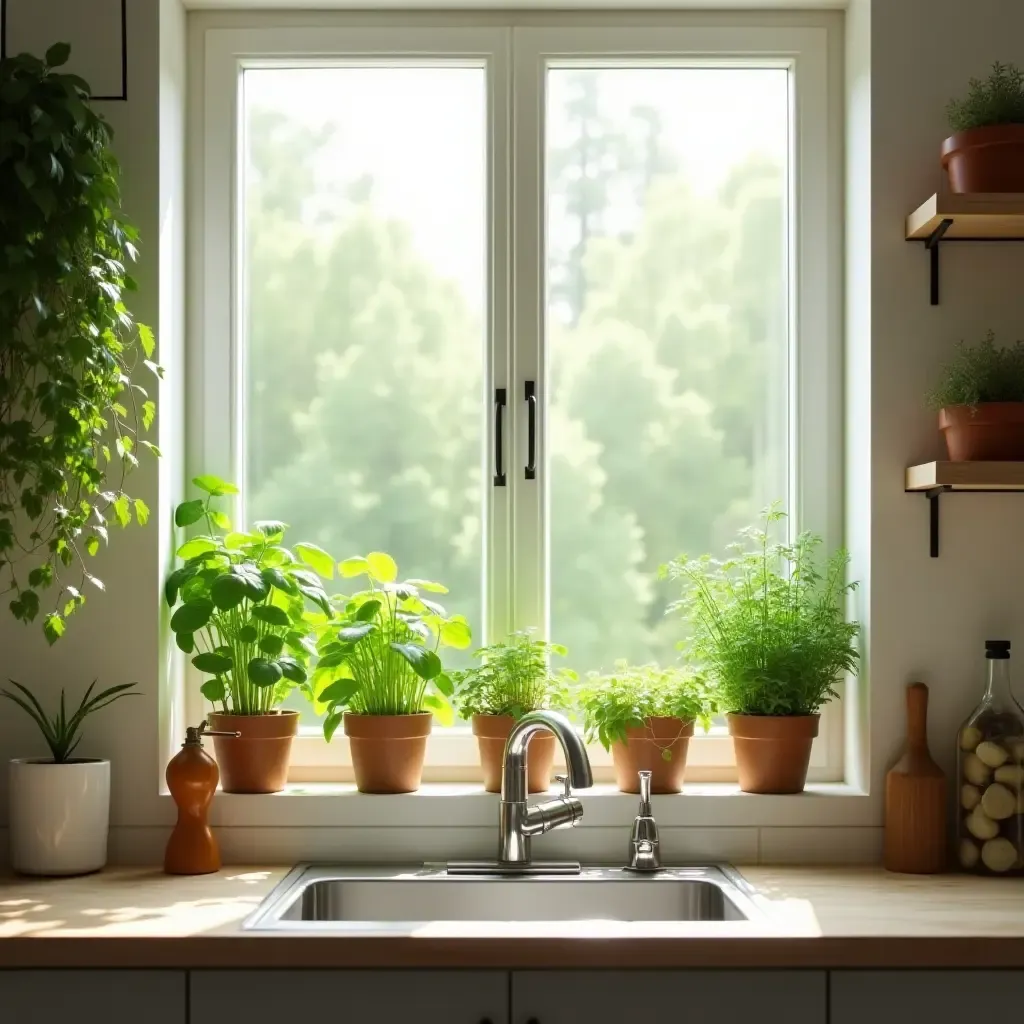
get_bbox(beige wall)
[1,0,1023,862]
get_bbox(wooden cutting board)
[884,682,948,874]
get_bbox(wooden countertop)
[2,866,1024,969]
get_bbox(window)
[190,19,840,783]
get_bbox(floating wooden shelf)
[905,193,1024,305]
[905,461,1024,557]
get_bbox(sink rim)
[243,862,770,932]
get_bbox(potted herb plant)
[943,62,1024,193]
[452,631,575,793]
[165,476,332,794]
[668,505,859,794]
[577,663,711,794]
[317,554,470,793]
[0,46,160,643]
[1,680,137,875]
[928,331,1024,461]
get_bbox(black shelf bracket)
[914,219,1024,305]
[924,218,953,305]
[910,486,1024,557]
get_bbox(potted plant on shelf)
[943,61,1024,193]
[317,553,471,793]
[1,680,137,875]
[165,476,332,794]
[576,663,711,794]
[928,331,1024,461]
[452,631,575,793]
[668,505,860,795]
[0,46,160,643]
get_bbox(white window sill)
[167,781,873,829]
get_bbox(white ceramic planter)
[9,758,110,876]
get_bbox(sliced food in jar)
[959,838,981,869]
[961,784,982,810]
[981,837,1018,873]
[976,741,1009,769]
[966,807,1000,841]
[981,782,1017,820]
[994,764,1024,786]
[959,726,983,752]
[963,752,992,786]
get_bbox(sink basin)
[245,864,770,933]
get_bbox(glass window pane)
[241,67,488,718]
[546,67,790,677]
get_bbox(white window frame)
[187,14,843,785]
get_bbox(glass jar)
[957,640,1024,874]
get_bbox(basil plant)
[316,553,472,740]
[165,476,333,715]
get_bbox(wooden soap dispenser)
[165,720,239,875]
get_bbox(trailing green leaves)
[0,50,161,639]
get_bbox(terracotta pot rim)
[209,710,299,739]
[939,403,1024,424]
[942,123,1024,161]
[344,711,433,739]
[727,713,820,739]
[622,716,696,740]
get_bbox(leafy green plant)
[576,662,712,759]
[165,476,333,715]
[452,630,575,721]
[666,504,859,717]
[0,679,137,762]
[0,46,160,643]
[317,553,471,740]
[927,331,1024,410]
[948,62,1024,132]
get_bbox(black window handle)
[493,388,507,487]
[525,380,537,480]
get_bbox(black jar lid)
[986,639,1011,659]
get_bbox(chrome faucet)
[624,770,662,872]
[498,710,593,867]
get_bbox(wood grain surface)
[2,865,1024,969]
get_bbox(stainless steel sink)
[244,864,770,933]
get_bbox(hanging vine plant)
[0,44,160,643]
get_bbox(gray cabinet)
[511,970,827,1024]
[831,971,1024,1024]
[0,970,185,1024]
[191,970,509,1024]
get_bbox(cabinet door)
[511,970,826,1024]
[0,970,185,1024]
[191,970,509,1024]
[831,971,1024,1024]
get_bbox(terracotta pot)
[610,717,694,794]
[941,125,1024,193]
[728,714,819,794]
[208,711,298,794]
[939,404,1024,461]
[471,714,556,793]
[344,712,432,793]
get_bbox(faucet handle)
[555,774,572,799]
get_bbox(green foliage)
[165,477,331,716]
[317,554,471,739]
[927,331,1024,409]
[948,62,1024,132]
[666,505,859,717]
[0,678,137,762]
[451,630,576,721]
[243,94,783,682]
[576,662,712,758]
[0,47,160,641]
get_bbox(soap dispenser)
[164,720,239,875]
